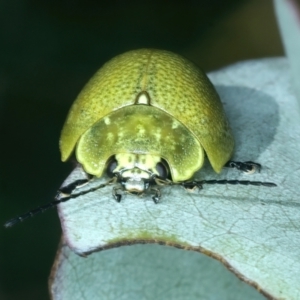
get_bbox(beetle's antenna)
[180,179,277,190]
[4,195,72,228]
[4,178,115,228]
[154,176,277,190]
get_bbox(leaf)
[274,0,300,101]
[50,58,300,300]
[50,242,266,300]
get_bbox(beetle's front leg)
[181,181,203,192]
[57,174,94,200]
[151,187,161,204]
[224,161,261,174]
[154,177,203,193]
[112,186,123,202]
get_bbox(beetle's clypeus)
[4,49,276,228]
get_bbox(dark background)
[0,0,283,299]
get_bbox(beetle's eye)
[106,157,118,177]
[156,160,169,179]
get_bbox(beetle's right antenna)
[4,178,115,228]
[180,179,277,190]
[154,176,276,191]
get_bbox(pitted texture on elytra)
[60,50,151,162]
[76,105,204,181]
[60,49,234,173]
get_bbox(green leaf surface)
[51,58,300,300]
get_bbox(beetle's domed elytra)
[60,49,234,178]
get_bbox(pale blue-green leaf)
[51,58,300,300]
[50,243,266,300]
[274,0,300,101]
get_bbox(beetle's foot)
[225,161,261,174]
[152,195,159,204]
[151,188,161,204]
[114,194,122,202]
[113,186,123,202]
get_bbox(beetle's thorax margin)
[113,153,161,193]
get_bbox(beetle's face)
[108,153,169,193]
[119,168,151,193]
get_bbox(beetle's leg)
[56,177,116,201]
[153,177,204,194]
[58,174,94,198]
[224,161,261,174]
[151,187,161,204]
[112,186,123,202]
[154,177,171,186]
[181,181,203,192]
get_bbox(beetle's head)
[107,153,169,193]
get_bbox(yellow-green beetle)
[4,49,276,227]
[60,49,233,180]
[58,49,275,203]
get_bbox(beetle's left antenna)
[4,196,68,228]
[4,178,114,228]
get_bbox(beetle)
[4,49,276,228]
